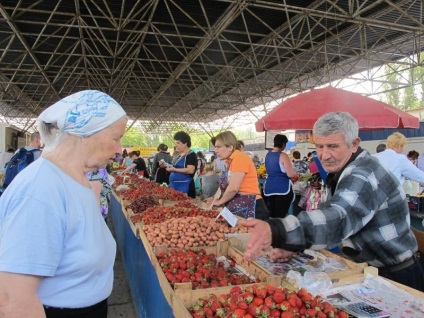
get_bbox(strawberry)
[316,311,326,318]
[230,260,236,267]
[306,308,317,317]
[248,303,260,317]
[265,284,277,295]
[216,308,226,317]
[209,300,221,313]
[270,308,281,317]
[230,285,243,296]
[237,300,248,310]
[253,297,264,306]
[281,311,294,318]
[264,296,276,309]
[273,291,285,304]
[242,291,254,304]
[259,304,271,316]
[232,308,246,318]
[255,288,267,299]
[338,311,348,318]
[204,307,214,317]
[279,300,290,311]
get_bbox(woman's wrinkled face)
[86,118,127,169]
[214,139,233,160]
[174,140,188,153]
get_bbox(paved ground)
[107,216,138,318]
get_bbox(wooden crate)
[149,241,287,310]
[228,234,368,284]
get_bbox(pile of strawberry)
[132,205,219,225]
[188,285,347,318]
[157,249,255,289]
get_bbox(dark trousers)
[267,189,294,218]
[379,259,424,292]
[255,198,270,220]
[44,299,108,318]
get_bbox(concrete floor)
[107,215,138,318]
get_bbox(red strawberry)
[273,291,285,304]
[237,301,248,310]
[255,288,267,299]
[338,311,348,318]
[204,307,214,317]
[232,308,246,318]
[210,300,221,313]
[270,308,281,317]
[259,304,271,316]
[253,297,264,306]
[279,300,290,311]
[317,311,326,318]
[230,260,236,267]
[230,285,243,295]
[242,291,254,304]
[281,312,294,318]
[265,284,277,295]
[248,303,260,317]
[264,296,276,309]
[306,308,317,317]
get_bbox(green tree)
[383,64,401,108]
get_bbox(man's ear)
[352,137,361,152]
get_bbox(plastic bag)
[286,270,333,296]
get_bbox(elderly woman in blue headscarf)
[0,90,127,318]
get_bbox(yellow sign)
[132,147,157,157]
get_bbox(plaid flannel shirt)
[268,151,418,267]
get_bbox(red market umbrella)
[255,87,419,132]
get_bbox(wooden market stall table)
[110,193,174,318]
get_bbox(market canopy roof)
[255,87,420,132]
[0,1,423,134]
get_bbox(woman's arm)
[0,272,45,318]
[214,171,244,206]
[280,153,297,178]
[123,163,136,173]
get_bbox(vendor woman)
[166,131,197,198]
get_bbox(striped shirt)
[267,150,417,267]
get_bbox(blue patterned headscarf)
[37,90,126,138]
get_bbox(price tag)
[215,207,238,227]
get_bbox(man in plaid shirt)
[241,112,424,291]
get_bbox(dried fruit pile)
[157,249,255,289]
[188,285,347,318]
[128,196,158,214]
[142,216,248,247]
[130,205,219,225]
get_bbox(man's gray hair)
[313,112,359,145]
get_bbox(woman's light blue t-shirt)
[0,158,116,308]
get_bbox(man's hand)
[269,248,295,262]
[238,219,272,261]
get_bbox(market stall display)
[109,174,424,318]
